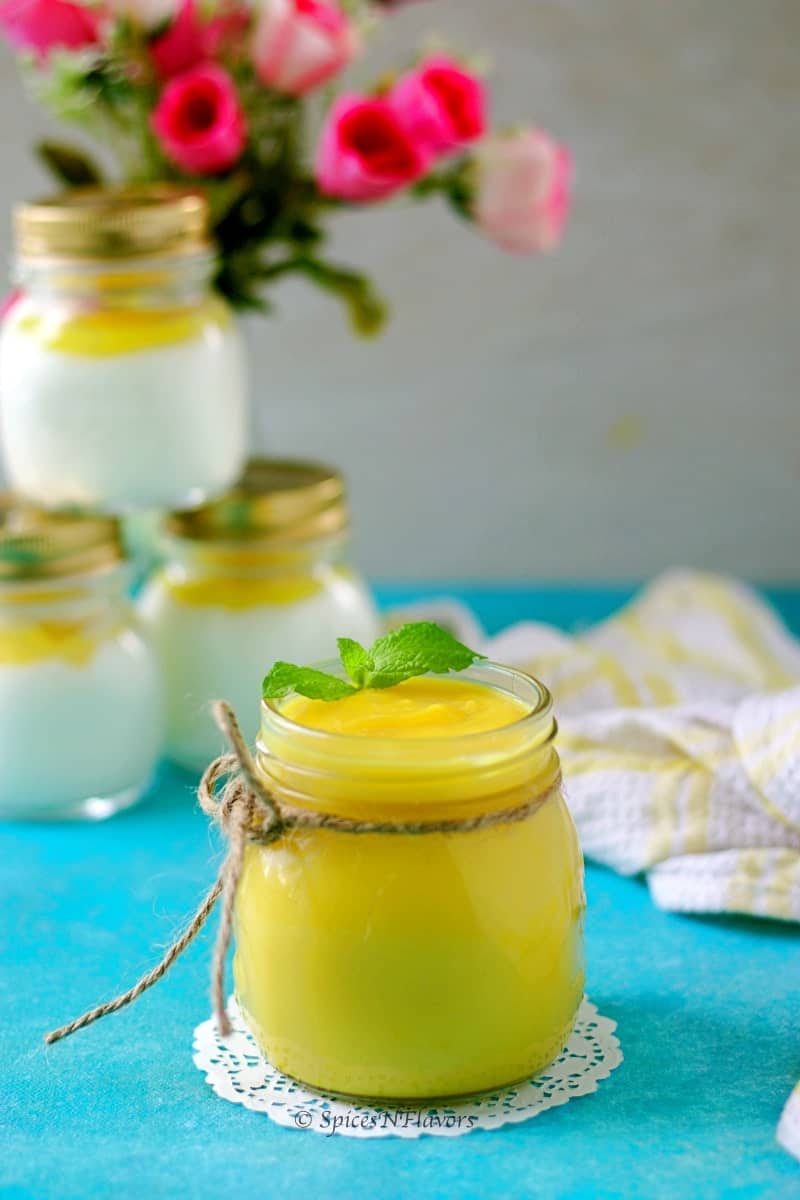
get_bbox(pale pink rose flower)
[473,129,572,254]
[252,0,359,97]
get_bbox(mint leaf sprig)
[262,622,486,702]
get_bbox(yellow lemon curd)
[0,588,110,667]
[234,668,586,1100]
[11,294,229,357]
[157,550,361,612]
[0,619,101,667]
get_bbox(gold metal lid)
[15,185,211,262]
[166,459,350,546]
[0,497,124,581]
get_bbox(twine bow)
[45,700,560,1046]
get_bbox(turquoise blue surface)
[2,585,799,1200]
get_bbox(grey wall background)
[1,0,798,581]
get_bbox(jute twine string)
[45,700,560,1046]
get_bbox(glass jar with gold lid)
[0,186,248,511]
[0,498,162,819]
[137,458,380,773]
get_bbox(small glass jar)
[137,459,380,774]
[0,499,162,820]
[0,186,248,512]
[234,663,585,1101]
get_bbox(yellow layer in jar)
[285,676,529,736]
[162,572,322,610]
[159,555,354,611]
[0,619,103,666]
[11,296,230,357]
[234,676,585,1099]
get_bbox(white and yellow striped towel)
[400,570,800,1160]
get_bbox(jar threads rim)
[257,662,559,821]
[165,458,350,548]
[0,495,124,581]
[15,185,211,264]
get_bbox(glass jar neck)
[162,534,350,581]
[257,663,561,823]
[0,565,129,623]
[15,252,216,308]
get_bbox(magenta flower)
[152,63,247,175]
[391,55,486,157]
[316,93,429,202]
[0,0,98,61]
[150,0,249,79]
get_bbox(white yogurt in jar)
[0,617,162,819]
[136,458,381,773]
[0,500,163,819]
[0,188,249,512]
[138,563,379,773]
[0,296,247,511]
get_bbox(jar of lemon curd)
[0,498,162,820]
[138,459,380,773]
[234,662,585,1100]
[0,186,248,511]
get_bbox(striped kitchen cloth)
[398,570,800,1160]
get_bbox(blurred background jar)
[0,499,162,820]
[137,458,381,773]
[0,185,248,512]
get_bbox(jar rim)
[257,661,559,820]
[260,660,555,752]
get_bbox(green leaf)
[36,140,104,187]
[337,637,374,687]
[262,662,357,702]
[293,257,388,337]
[364,622,485,689]
[287,218,324,247]
[262,622,485,705]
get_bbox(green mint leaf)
[337,637,374,687]
[262,622,484,706]
[262,662,356,702]
[363,622,485,690]
[36,140,104,187]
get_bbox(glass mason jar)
[234,663,586,1101]
[137,459,380,774]
[0,498,162,819]
[0,186,248,512]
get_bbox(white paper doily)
[192,996,622,1138]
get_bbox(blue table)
[3,586,799,1200]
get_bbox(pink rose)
[152,64,246,175]
[472,129,572,254]
[150,0,248,78]
[391,55,486,157]
[0,0,99,60]
[316,93,428,202]
[252,0,358,97]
